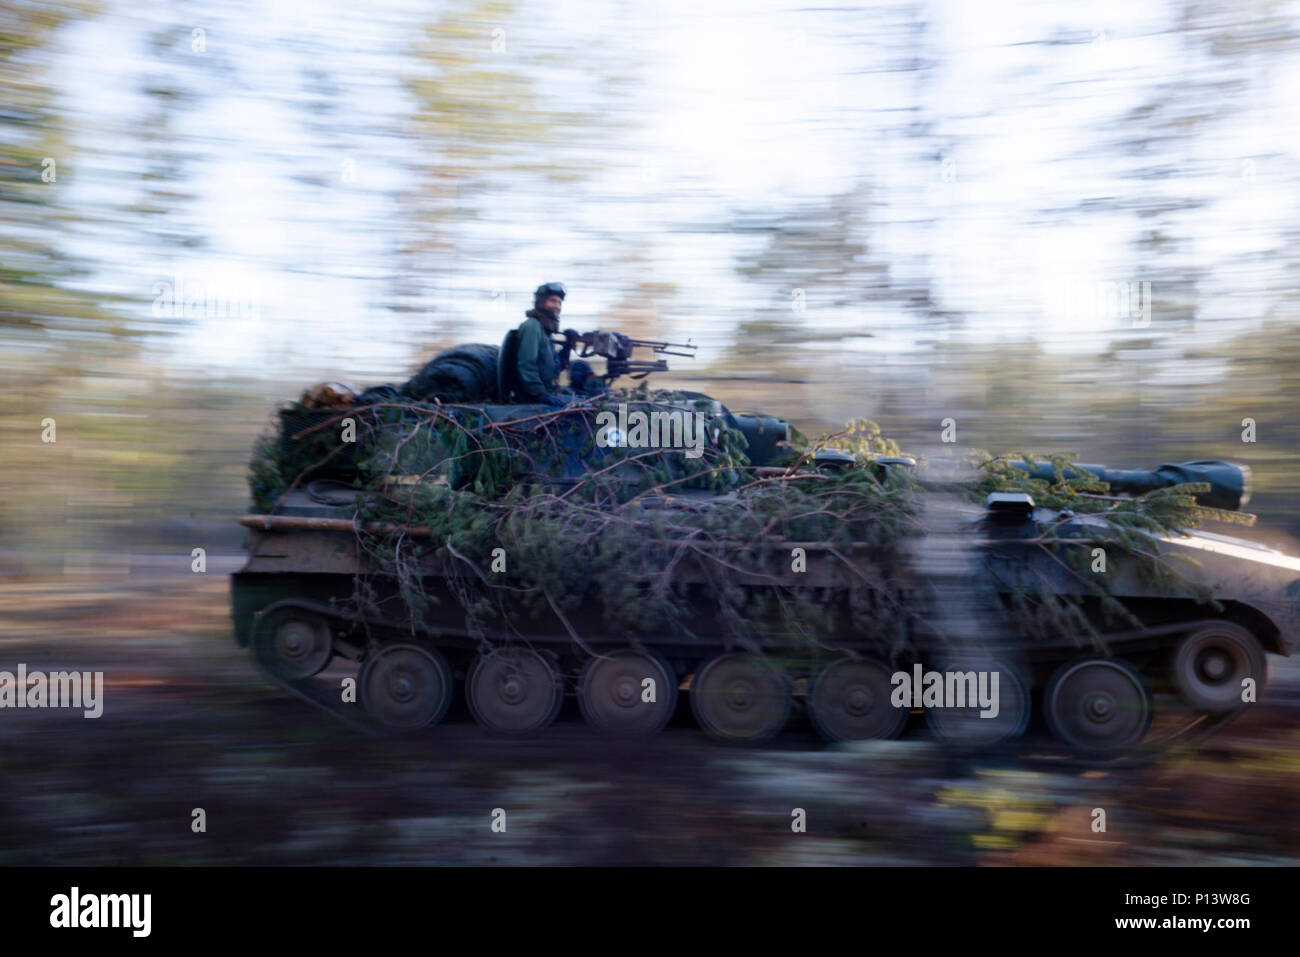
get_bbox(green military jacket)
[499,310,559,401]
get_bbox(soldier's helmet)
[534,281,567,309]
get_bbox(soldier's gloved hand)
[563,329,580,342]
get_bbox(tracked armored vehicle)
[230,336,1299,760]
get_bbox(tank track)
[248,599,384,735]
[244,595,1265,766]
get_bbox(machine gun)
[556,329,697,382]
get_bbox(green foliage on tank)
[248,388,1245,653]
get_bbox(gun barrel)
[625,338,697,358]
[607,359,669,379]
[1007,460,1251,511]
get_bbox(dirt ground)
[1,569,1297,866]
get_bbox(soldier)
[498,281,571,406]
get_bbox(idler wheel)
[1171,622,1266,713]
[1044,658,1153,755]
[925,657,1031,748]
[690,654,790,743]
[808,657,906,742]
[359,643,454,732]
[578,652,677,735]
[254,609,333,682]
[467,648,564,736]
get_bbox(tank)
[230,339,1300,761]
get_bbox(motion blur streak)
[2,0,1300,865]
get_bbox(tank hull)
[235,384,1297,755]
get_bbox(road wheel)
[807,657,906,742]
[578,652,677,735]
[925,657,1031,748]
[467,648,565,735]
[690,653,790,743]
[254,608,333,682]
[1044,658,1153,755]
[359,643,454,732]
[1171,622,1266,712]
